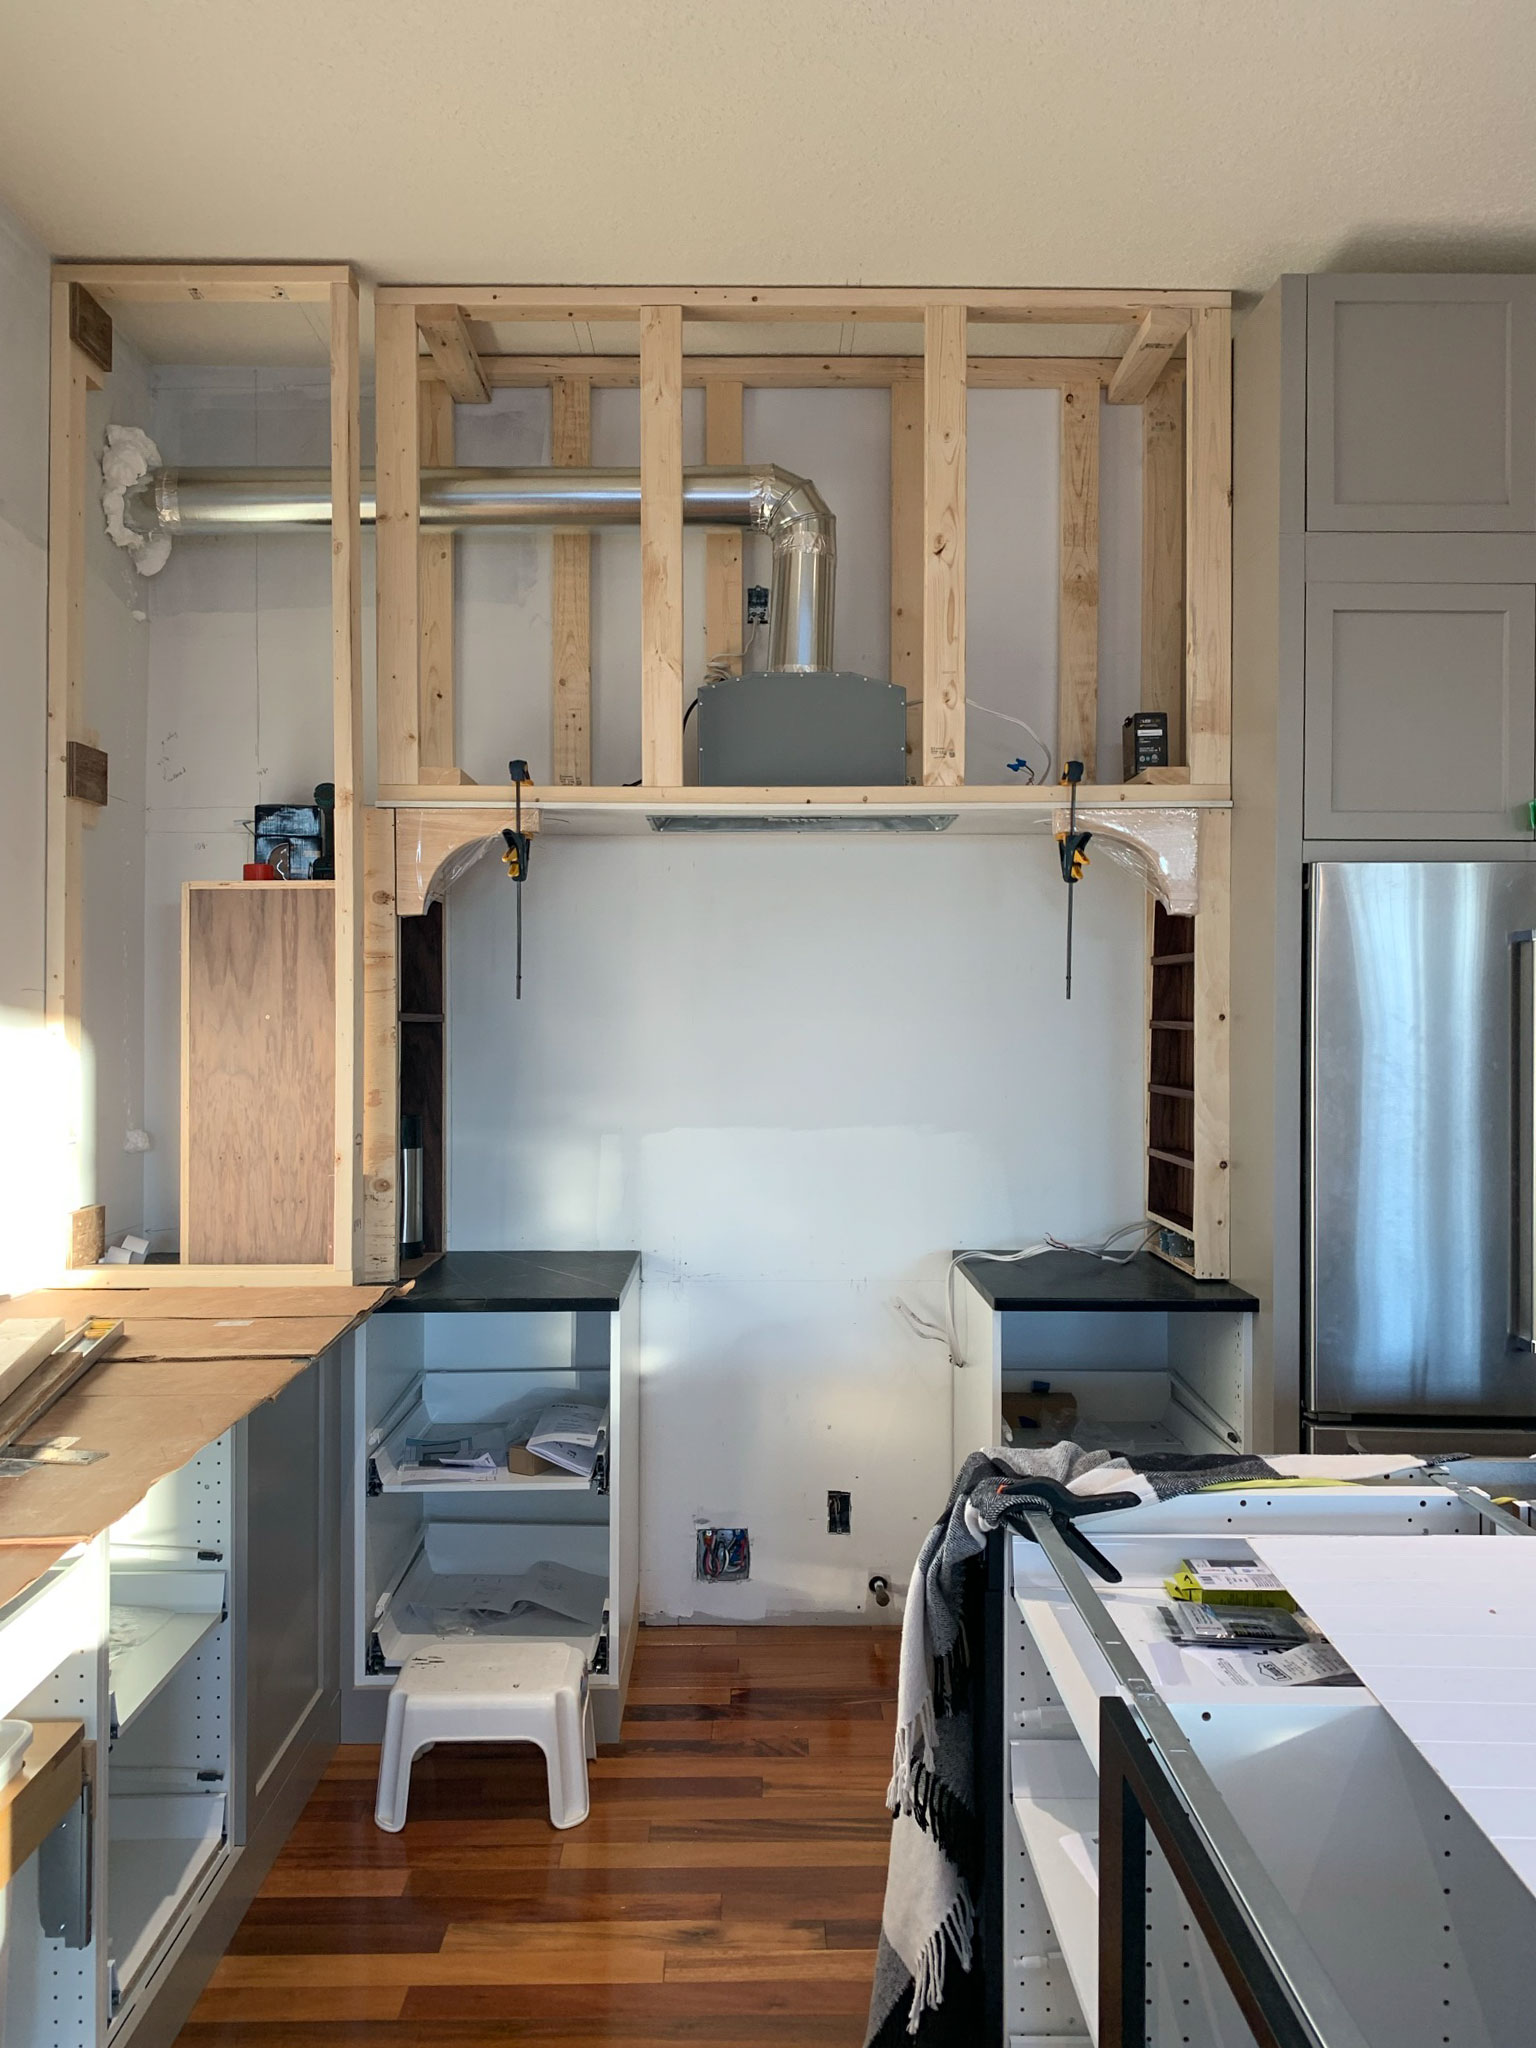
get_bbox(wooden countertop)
[0,1280,394,1615]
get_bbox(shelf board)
[109,1569,226,1733]
[380,782,1233,811]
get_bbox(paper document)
[526,1398,608,1479]
[403,1560,608,1637]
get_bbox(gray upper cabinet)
[1304,580,1536,839]
[1307,276,1536,531]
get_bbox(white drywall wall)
[448,834,1146,1620]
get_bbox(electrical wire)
[894,1222,1157,1363]
[967,698,1054,786]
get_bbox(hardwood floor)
[175,1625,898,2045]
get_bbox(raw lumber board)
[92,1319,357,1363]
[0,1717,85,1888]
[0,1355,314,1543]
[0,1321,66,1406]
[1,1285,391,1324]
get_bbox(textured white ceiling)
[1,1,1533,293]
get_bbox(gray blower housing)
[696,671,909,787]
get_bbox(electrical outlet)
[746,584,770,625]
[827,1490,852,1535]
[696,1527,750,1581]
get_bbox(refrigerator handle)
[1511,932,1536,1351]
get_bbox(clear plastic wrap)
[1050,805,1203,915]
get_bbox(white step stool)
[374,1639,596,1833]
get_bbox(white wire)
[967,698,1054,786]
[894,1222,1157,1364]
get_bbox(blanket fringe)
[905,1890,974,2033]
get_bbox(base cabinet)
[0,1346,343,2048]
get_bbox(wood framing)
[1108,309,1188,405]
[552,376,593,785]
[889,378,924,780]
[1058,375,1101,773]
[1192,809,1232,1278]
[458,354,1123,389]
[394,806,542,919]
[416,304,490,403]
[705,381,745,682]
[418,379,457,774]
[1142,367,1186,762]
[330,276,365,1279]
[1185,307,1233,786]
[921,306,967,786]
[639,306,685,786]
[375,298,422,789]
[47,260,365,1283]
[377,284,1230,324]
[361,807,399,1280]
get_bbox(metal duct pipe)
[125,463,836,673]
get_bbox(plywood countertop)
[0,1279,396,1616]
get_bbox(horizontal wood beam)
[54,262,352,303]
[379,782,1233,810]
[1107,309,1189,405]
[416,304,491,403]
[452,353,1123,390]
[378,284,1231,324]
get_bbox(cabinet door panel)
[1304,582,1536,838]
[1307,276,1536,532]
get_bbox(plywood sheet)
[183,883,336,1265]
[0,1542,71,1611]
[99,1319,358,1362]
[0,1355,313,1542]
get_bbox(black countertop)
[382,1250,640,1314]
[956,1249,1259,1314]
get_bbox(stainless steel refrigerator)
[1307,862,1536,1457]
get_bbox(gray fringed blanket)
[865,1444,1279,2043]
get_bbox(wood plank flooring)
[175,1625,897,2045]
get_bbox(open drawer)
[108,1564,226,1738]
[368,1372,608,1494]
[373,1520,611,1673]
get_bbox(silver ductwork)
[125,463,836,673]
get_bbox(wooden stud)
[1192,809,1231,1278]
[640,306,685,788]
[1107,309,1187,405]
[1185,307,1233,787]
[888,378,924,782]
[361,808,399,1281]
[921,306,967,787]
[704,381,744,682]
[418,381,456,775]
[1141,367,1186,763]
[375,300,422,790]
[45,280,92,1255]
[466,354,1124,390]
[1057,378,1101,775]
[415,305,490,404]
[330,278,365,1279]
[551,377,593,786]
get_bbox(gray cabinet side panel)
[1306,274,1536,532]
[234,1349,340,1842]
[1303,581,1536,839]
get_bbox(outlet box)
[696,1527,750,1581]
[827,1490,852,1535]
